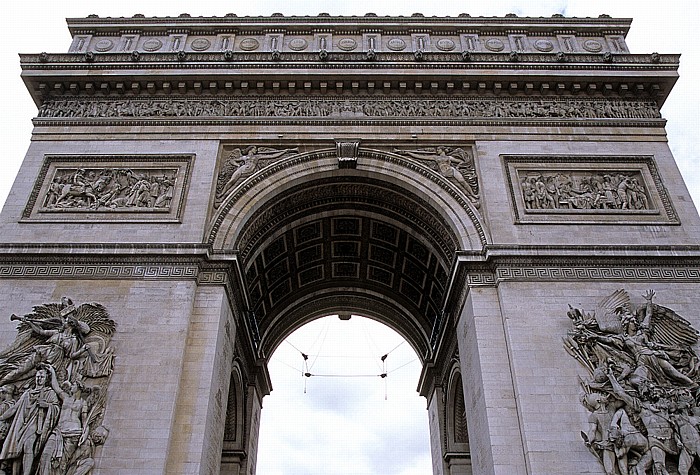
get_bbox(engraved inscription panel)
[23,155,193,223]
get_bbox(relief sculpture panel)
[214,146,299,207]
[36,98,661,122]
[504,156,679,225]
[23,156,192,223]
[0,297,116,474]
[565,290,700,475]
[393,146,479,207]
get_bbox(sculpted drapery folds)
[565,290,700,475]
[393,147,480,206]
[214,146,299,206]
[0,299,115,475]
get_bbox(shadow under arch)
[208,146,489,364]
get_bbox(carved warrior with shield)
[565,290,700,475]
[0,298,115,475]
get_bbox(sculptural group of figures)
[523,172,650,211]
[565,290,700,475]
[35,98,661,121]
[0,298,115,475]
[42,168,176,212]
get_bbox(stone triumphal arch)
[0,12,699,475]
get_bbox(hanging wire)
[307,318,330,372]
[386,358,418,374]
[360,318,385,372]
[274,317,419,398]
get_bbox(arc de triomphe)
[0,13,699,475]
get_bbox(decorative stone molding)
[23,51,677,67]
[495,266,700,282]
[503,155,679,225]
[22,155,193,223]
[0,264,200,280]
[36,97,661,122]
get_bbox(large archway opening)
[213,147,482,474]
[257,315,431,474]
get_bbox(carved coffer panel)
[22,155,193,222]
[503,155,679,225]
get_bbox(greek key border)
[0,264,199,279]
[468,266,700,285]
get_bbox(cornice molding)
[21,52,677,69]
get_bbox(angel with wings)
[565,290,700,474]
[215,146,299,205]
[0,298,116,475]
[567,289,699,390]
[394,146,480,204]
[0,298,115,388]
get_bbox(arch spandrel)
[207,146,488,358]
[208,147,489,252]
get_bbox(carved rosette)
[564,290,700,475]
[0,298,116,474]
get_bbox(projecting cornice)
[17,15,678,108]
[65,13,631,34]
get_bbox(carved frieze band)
[504,155,678,224]
[36,98,660,122]
[22,155,193,223]
[69,30,630,56]
[468,266,700,286]
[0,264,199,279]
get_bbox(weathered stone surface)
[0,13,699,475]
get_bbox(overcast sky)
[0,1,697,474]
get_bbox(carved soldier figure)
[0,367,60,475]
[609,406,648,475]
[38,366,88,474]
[608,370,677,475]
[582,392,619,474]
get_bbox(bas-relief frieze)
[504,156,679,225]
[36,98,661,121]
[0,298,115,475]
[23,156,192,223]
[565,290,700,475]
[42,167,177,211]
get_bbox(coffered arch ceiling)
[210,148,486,360]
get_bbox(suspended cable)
[383,340,405,357]
[360,318,385,372]
[303,372,387,378]
[386,358,419,374]
[308,319,330,372]
[270,357,304,373]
